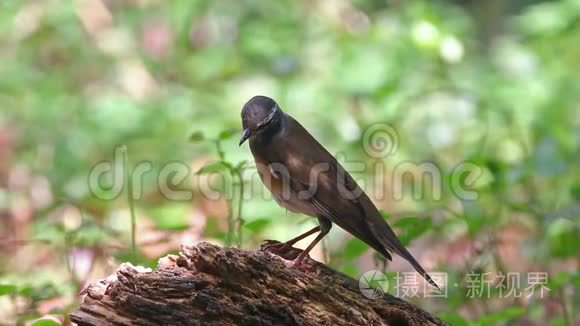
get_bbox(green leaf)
[546,218,579,258]
[547,271,573,292]
[343,237,369,259]
[0,284,17,296]
[477,306,526,325]
[72,225,111,246]
[189,131,205,143]
[149,204,190,231]
[205,217,227,241]
[195,161,229,175]
[571,272,580,288]
[243,218,271,232]
[379,210,391,221]
[437,312,470,326]
[549,317,567,326]
[341,262,359,278]
[234,160,248,172]
[31,319,61,326]
[570,183,580,200]
[218,129,238,140]
[465,214,486,236]
[113,250,156,269]
[393,217,432,246]
[17,283,59,301]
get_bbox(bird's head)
[239,95,283,145]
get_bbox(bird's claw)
[260,240,317,272]
[291,255,317,272]
[260,240,303,260]
[261,240,289,253]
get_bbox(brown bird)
[239,95,439,289]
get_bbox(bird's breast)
[253,156,285,195]
[251,152,318,217]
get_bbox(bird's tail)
[395,246,440,290]
[369,217,440,290]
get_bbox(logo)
[359,270,389,299]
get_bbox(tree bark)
[70,242,447,326]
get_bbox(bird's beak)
[239,128,251,146]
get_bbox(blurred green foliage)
[0,0,579,325]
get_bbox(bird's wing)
[277,116,439,289]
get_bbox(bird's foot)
[261,240,289,252]
[291,255,317,272]
[260,240,301,260]
[291,257,306,268]
[261,240,318,272]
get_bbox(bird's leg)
[263,226,320,254]
[293,217,332,267]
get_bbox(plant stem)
[122,146,137,257]
[225,170,235,247]
[560,288,572,326]
[215,140,225,161]
[226,204,234,246]
[235,170,245,247]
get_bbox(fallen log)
[70,242,446,326]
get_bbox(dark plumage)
[239,95,438,289]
